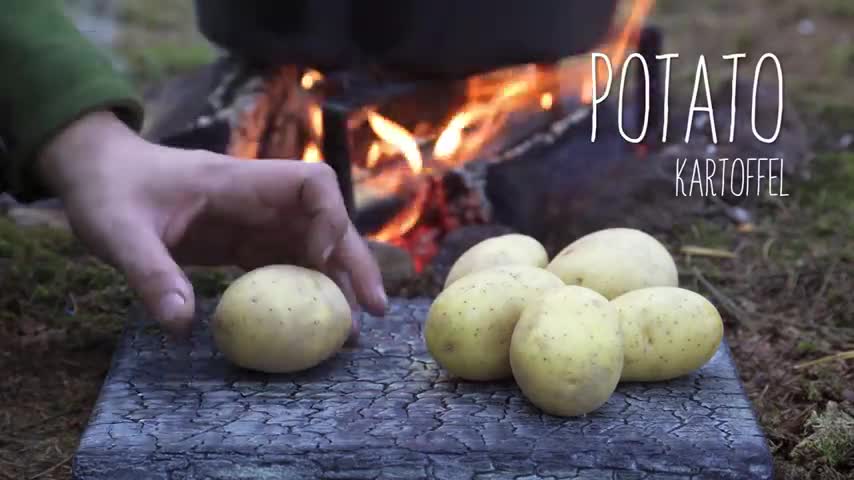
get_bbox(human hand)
[37,111,387,340]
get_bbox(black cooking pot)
[194,0,619,78]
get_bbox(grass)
[0,217,235,480]
[66,0,216,88]
[652,0,854,131]
[114,1,216,87]
[619,1,854,475]
[651,0,854,338]
[0,219,125,480]
[118,38,216,87]
[792,402,854,471]
[665,150,853,478]
[0,219,129,343]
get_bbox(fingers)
[327,267,361,345]
[294,163,350,267]
[204,158,387,315]
[229,224,388,317]
[107,223,196,339]
[329,224,388,316]
[207,160,349,268]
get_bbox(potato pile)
[425,228,724,417]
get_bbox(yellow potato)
[211,265,351,373]
[611,287,723,382]
[425,265,564,381]
[510,285,623,417]
[444,234,549,288]
[547,228,678,299]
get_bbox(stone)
[366,240,415,291]
[73,299,773,479]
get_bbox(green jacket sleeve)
[0,0,145,201]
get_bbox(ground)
[0,1,852,479]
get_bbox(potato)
[211,265,351,373]
[444,234,549,288]
[611,287,723,382]
[510,285,623,417]
[425,265,564,381]
[547,228,678,299]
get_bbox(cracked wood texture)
[73,298,772,480]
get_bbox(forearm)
[0,0,144,201]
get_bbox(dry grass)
[650,2,854,475]
[668,154,854,477]
[0,222,125,479]
[0,219,235,479]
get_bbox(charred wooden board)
[73,299,772,479]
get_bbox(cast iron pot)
[194,0,620,78]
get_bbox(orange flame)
[429,0,655,164]
[432,111,469,161]
[308,104,323,138]
[302,143,322,163]
[366,141,382,168]
[582,0,655,103]
[372,0,654,244]
[366,111,423,174]
[540,92,554,110]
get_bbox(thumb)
[108,226,196,339]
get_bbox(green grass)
[796,340,819,354]
[0,217,129,346]
[651,0,854,130]
[817,0,854,17]
[0,216,238,344]
[797,153,854,249]
[112,0,217,86]
[115,0,197,30]
[792,402,854,469]
[118,37,216,86]
[67,0,216,88]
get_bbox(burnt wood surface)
[73,298,772,479]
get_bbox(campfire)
[221,0,657,271]
[139,0,685,278]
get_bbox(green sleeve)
[0,0,145,201]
